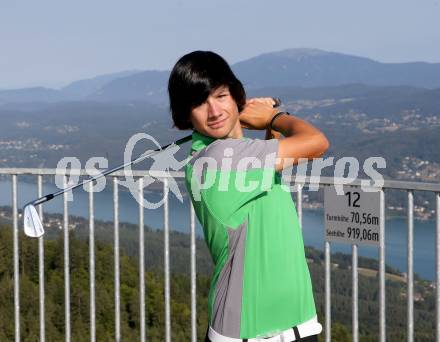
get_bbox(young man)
[168,51,329,342]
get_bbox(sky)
[1,0,439,89]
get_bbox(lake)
[0,178,436,281]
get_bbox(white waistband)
[208,315,322,342]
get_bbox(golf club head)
[23,204,45,238]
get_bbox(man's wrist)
[269,111,290,130]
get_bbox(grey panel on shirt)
[211,219,248,338]
[189,138,279,172]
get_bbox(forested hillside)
[0,219,435,341]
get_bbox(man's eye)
[218,93,228,98]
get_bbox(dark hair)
[168,51,246,130]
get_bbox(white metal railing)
[0,168,439,342]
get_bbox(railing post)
[12,174,20,342]
[88,182,96,342]
[113,177,121,342]
[38,175,45,342]
[436,192,440,342]
[352,244,358,342]
[190,201,197,342]
[63,176,71,342]
[379,189,386,342]
[325,241,331,342]
[164,178,171,342]
[407,190,414,342]
[139,178,146,342]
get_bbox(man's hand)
[239,97,278,130]
[265,127,283,140]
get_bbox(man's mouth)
[208,117,227,129]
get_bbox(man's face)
[189,85,240,139]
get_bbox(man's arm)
[239,99,329,172]
[271,113,329,172]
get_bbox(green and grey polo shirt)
[185,130,317,339]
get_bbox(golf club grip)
[29,194,54,206]
[272,97,282,108]
[172,134,192,147]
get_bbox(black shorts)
[204,328,319,342]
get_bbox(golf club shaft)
[30,134,192,207]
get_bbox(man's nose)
[207,100,221,118]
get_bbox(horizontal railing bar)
[301,176,440,192]
[0,168,185,178]
[1,168,439,192]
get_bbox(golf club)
[23,134,192,238]
[23,97,282,238]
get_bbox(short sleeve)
[193,138,279,227]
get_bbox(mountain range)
[1,48,440,105]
